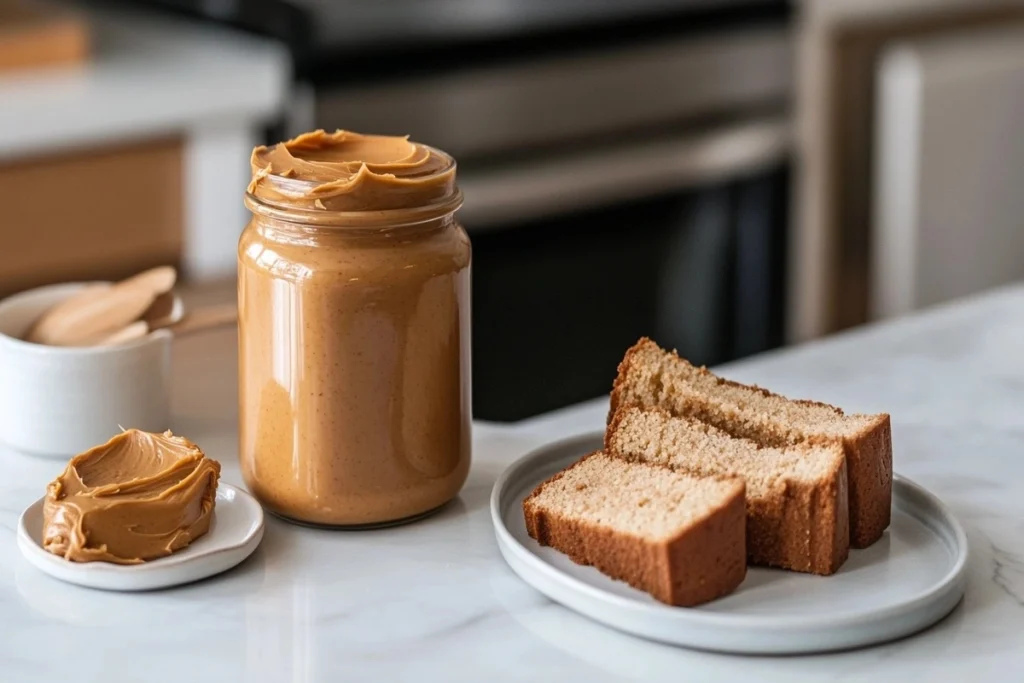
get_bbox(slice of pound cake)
[606,407,849,575]
[523,451,747,607]
[610,338,891,549]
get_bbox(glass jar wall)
[239,130,471,527]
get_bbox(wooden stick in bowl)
[25,266,177,346]
[95,304,238,346]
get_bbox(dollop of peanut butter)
[42,429,220,564]
[247,129,457,212]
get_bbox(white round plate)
[18,483,264,591]
[492,432,968,654]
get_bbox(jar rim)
[244,186,463,228]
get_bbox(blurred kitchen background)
[2,0,1023,421]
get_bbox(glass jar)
[238,131,471,528]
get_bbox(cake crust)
[610,337,891,548]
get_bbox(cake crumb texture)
[523,451,747,606]
[610,338,891,548]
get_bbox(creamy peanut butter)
[248,129,456,211]
[42,429,221,564]
[240,129,471,527]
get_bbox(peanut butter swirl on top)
[248,129,456,212]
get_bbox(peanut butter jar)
[239,130,471,527]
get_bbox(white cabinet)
[873,24,1024,319]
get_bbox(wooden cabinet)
[0,138,184,296]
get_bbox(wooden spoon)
[26,266,177,346]
[162,304,238,337]
[142,290,178,328]
[96,304,238,346]
[96,320,150,346]
[25,283,113,343]
[121,265,177,296]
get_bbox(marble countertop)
[3,285,1023,681]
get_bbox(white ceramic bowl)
[0,282,182,458]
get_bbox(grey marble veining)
[3,285,1024,681]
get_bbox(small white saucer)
[17,483,264,591]
[493,432,969,654]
